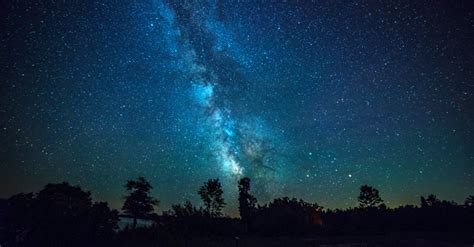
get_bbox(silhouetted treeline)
[324,200,474,235]
[1,177,473,247]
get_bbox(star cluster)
[1,0,473,215]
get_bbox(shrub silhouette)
[421,194,441,207]
[252,197,323,236]
[167,200,204,218]
[465,195,474,207]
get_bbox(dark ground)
[100,234,474,247]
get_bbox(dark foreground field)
[96,233,474,247]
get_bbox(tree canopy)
[122,176,159,229]
[358,185,384,208]
[198,178,226,217]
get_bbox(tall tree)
[358,185,383,208]
[122,177,159,229]
[198,178,226,217]
[238,177,257,222]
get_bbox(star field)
[1,0,473,215]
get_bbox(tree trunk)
[132,217,137,230]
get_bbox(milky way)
[1,0,473,215]
[156,0,290,200]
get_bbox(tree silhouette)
[358,185,383,208]
[5,182,117,246]
[5,193,36,245]
[421,194,441,207]
[122,177,159,230]
[90,201,120,237]
[198,178,226,217]
[465,195,474,207]
[238,177,257,223]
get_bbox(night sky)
[1,0,473,216]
